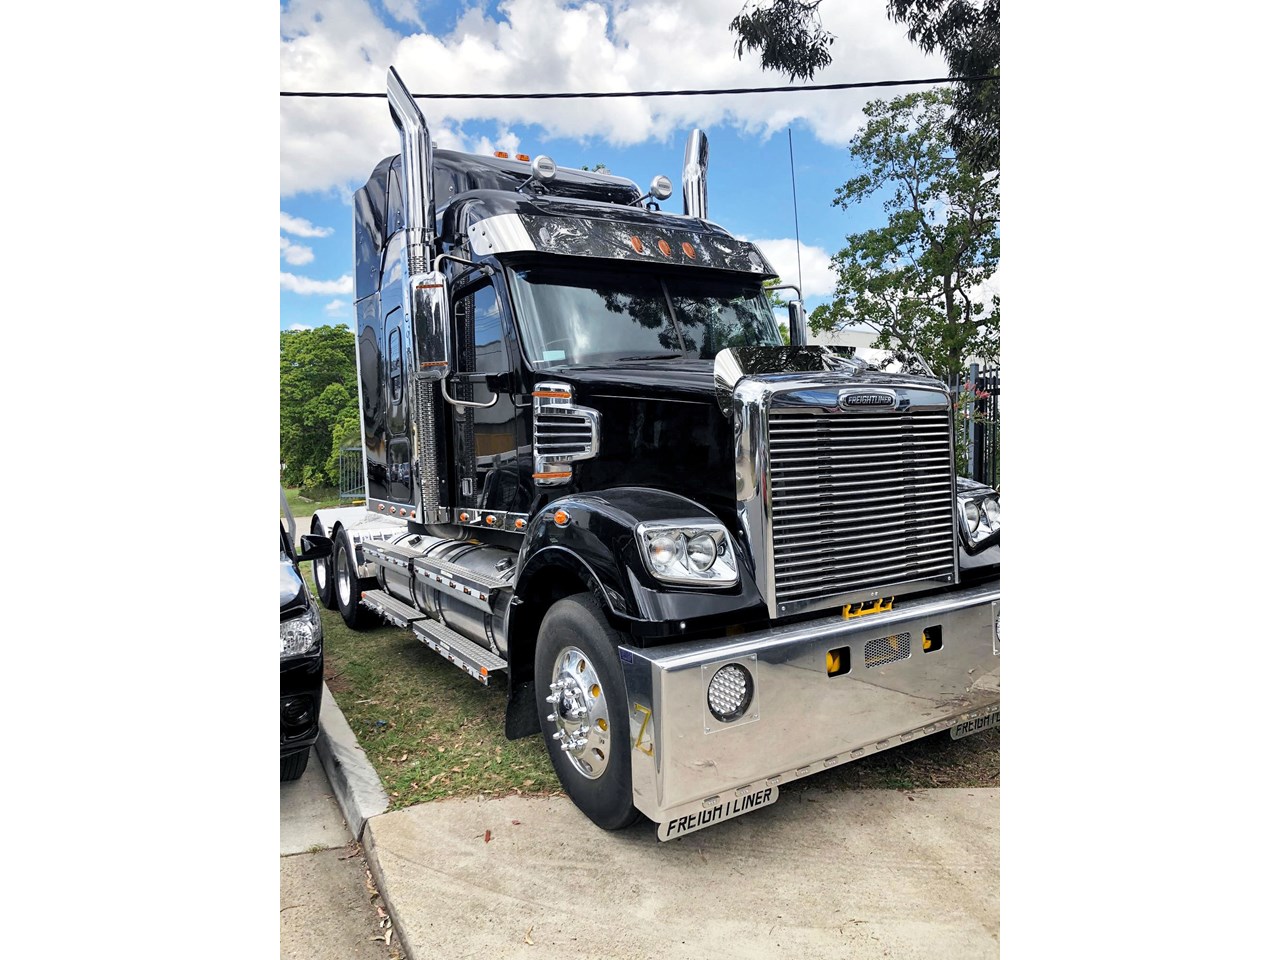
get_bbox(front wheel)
[535,594,640,831]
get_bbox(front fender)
[513,487,768,642]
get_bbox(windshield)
[507,265,782,366]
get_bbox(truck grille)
[766,407,956,610]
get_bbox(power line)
[280,75,997,100]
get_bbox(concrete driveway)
[364,786,998,959]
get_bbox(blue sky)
[279,0,948,332]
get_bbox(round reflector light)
[707,663,753,722]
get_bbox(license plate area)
[950,708,1000,740]
[657,784,779,841]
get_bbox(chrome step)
[412,618,508,686]
[359,589,427,628]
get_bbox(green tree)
[808,88,999,384]
[728,1,999,171]
[729,1,835,81]
[280,325,359,488]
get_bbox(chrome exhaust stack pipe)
[682,128,709,219]
[386,65,436,273]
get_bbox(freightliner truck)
[306,66,1001,841]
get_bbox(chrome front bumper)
[617,581,1000,839]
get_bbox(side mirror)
[296,534,333,563]
[787,300,808,346]
[410,270,451,380]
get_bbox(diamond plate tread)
[359,589,428,626]
[413,618,507,684]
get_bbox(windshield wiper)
[615,352,685,361]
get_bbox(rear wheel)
[535,594,640,831]
[311,520,336,609]
[335,532,370,629]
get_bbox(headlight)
[957,491,1000,548]
[981,497,1000,530]
[280,605,322,657]
[637,521,738,586]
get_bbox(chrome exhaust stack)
[682,129,709,219]
[387,65,448,521]
[386,65,436,273]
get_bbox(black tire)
[311,520,337,610]
[535,594,641,831]
[281,749,309,781]
[334,532,371,629]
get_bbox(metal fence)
[969,363,1000,488]
[338,446,365,502]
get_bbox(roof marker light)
[681,241,696,258]
[630,235,644,253]
[494,151,509,159]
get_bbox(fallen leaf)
[377,906,388,920]
[484,829,492,843]
[398,753,408,762]
[511,820,521,826]
[525,926,534,945]
[385,928,393,945]
[437,746,446,753]
[907,796,916,802]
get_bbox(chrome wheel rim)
[545,645,611,780]
[336,546,351,606]
[314,554,328,594]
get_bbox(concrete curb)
[316,683,390,843]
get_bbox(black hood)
[547,359,736,524]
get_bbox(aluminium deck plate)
[412,618,508,685]
[359,589,428,628]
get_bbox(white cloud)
[381,0,424,30]
[288,323,313,331]
[281,211,335,237]
[280,0,938,196]
[280,272,355,295]
[280,235,315,265]
[324,299,348,316]
[749,238,838,299]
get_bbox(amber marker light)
[532,389,571,398]
[460,512,470,522]
[516,153,530,162]
[553,509,570,527]
[629,235,644,253]
[658,239,672,257]
[485,515,497,526]
[514,518,526,531]
[681,242,696,258]
[494,151,509,158]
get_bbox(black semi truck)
[306,66,1000,840]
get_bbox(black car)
[280,518,333,780]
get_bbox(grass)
[315,567,998,809]
[283,486,348,520]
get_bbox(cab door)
[449,278,527,516]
